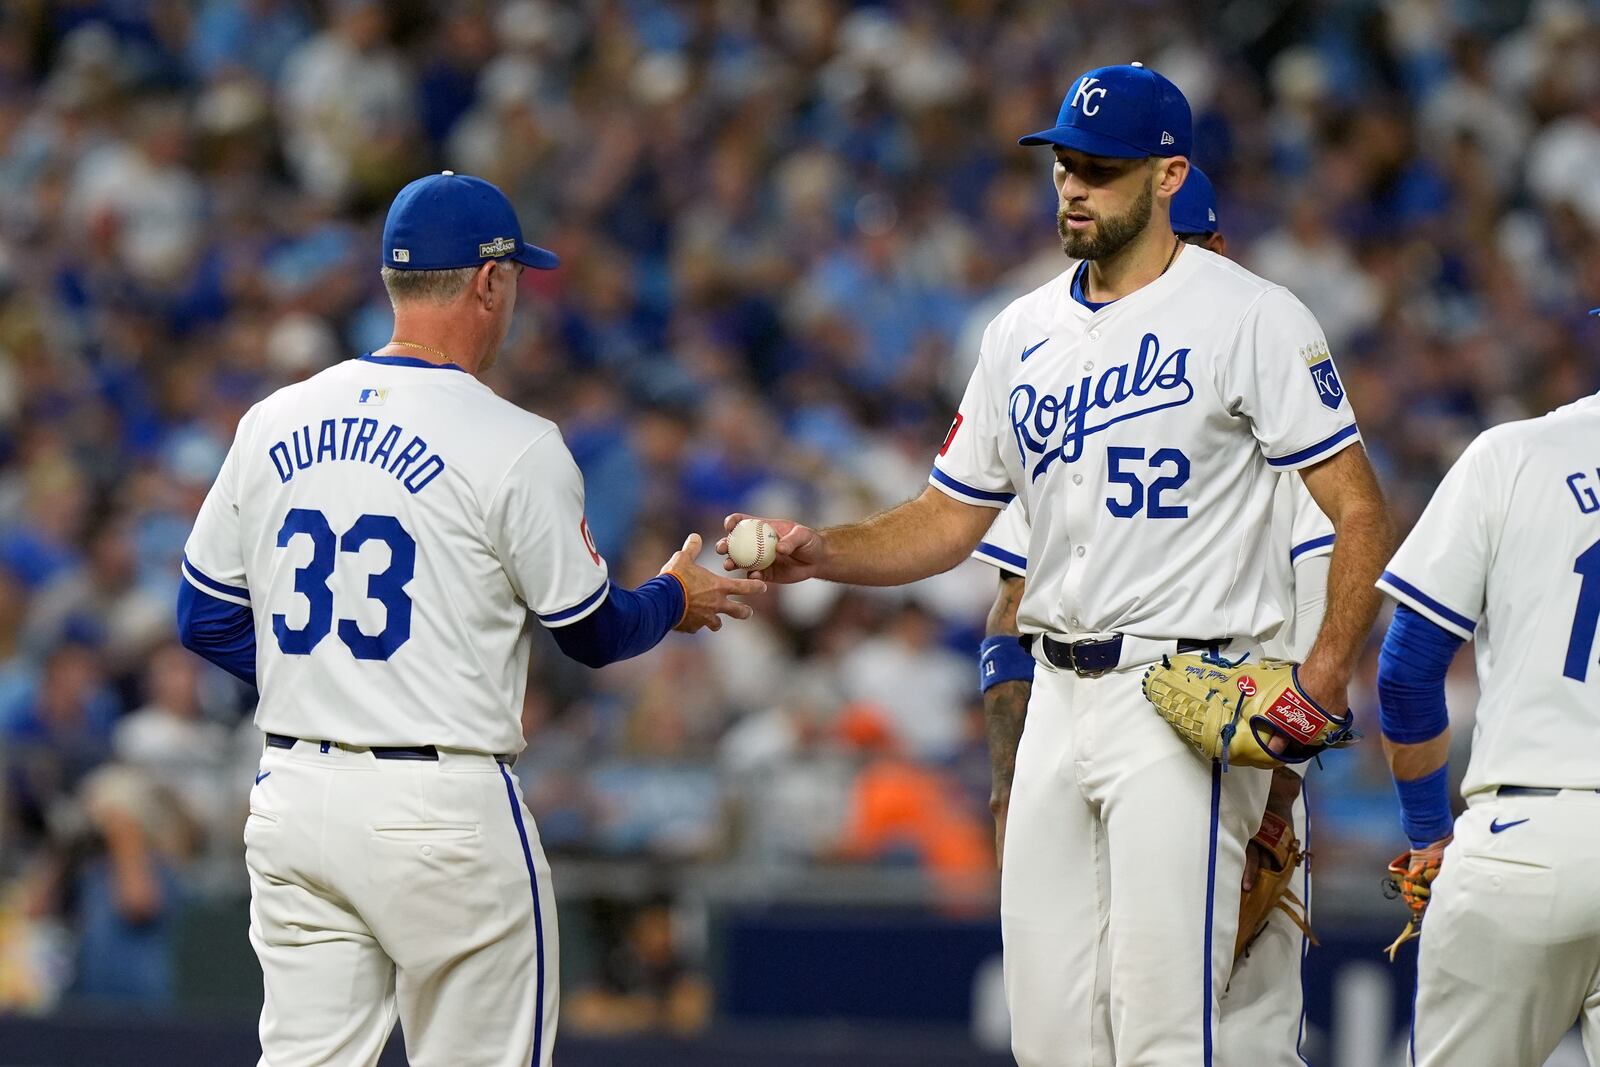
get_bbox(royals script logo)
[1009,332,1195,481]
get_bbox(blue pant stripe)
[501,766,547,1066]
[1203,763,1221,1066]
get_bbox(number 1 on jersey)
[273,509,416,661]
[1563,537,1600,682]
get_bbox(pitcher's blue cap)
[1171,166,1219,235]
[1020,63,1192,159]
[382,171,559,271]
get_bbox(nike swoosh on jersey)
[255,771,272,785]
[1489,817,1528,833]
[1020,338,1048,362]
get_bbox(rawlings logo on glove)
[1141,653,1359,770]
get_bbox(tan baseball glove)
[1140,654,1359,770]
[1236,809,1314,961]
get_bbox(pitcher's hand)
[716,514,825,583]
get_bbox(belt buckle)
[1066,639,1110,679]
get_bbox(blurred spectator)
[565,896,712,1036]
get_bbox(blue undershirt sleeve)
[550,575,685,668]
[1376,604,1464,847]
[177,580,258,686]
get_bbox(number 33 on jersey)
[933,248,1359,641]
[180,355,610,755]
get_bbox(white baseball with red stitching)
[727,518,777,571]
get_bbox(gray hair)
[381,263,496,305]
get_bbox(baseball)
[727,518,778,571]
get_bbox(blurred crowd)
[0,0,1597,1016]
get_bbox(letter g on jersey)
[1072,76,1107,116]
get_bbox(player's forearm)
[984,680,1030,811]
[983,574,1030,810]
[816,488,995,586]
[1300,497,1393,686]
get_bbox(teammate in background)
[719,64,1392,1066]
[177,172,761,1067]
[1376,388,1600,1066]
[973,166,1332,1065]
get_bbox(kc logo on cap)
[1071,76,1107,116]
[1019,63,1192,160]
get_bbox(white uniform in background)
[936,245,1358,1066]
[1378,392,1600,1067]
[183,353,611,1066]
[974,474,1333,1066]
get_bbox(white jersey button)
[1083,361,1094,371]
[1076,546,1086,557]
[1073,473,1083,485]
[1088,330,1100,341]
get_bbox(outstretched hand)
[661,533,766,633]
[716,513,825,584]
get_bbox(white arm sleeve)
[1218,287,1361,471]
[485,431,612,628]
[1376,436,1498,640]
[930,322,1015,508]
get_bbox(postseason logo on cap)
[479,236,517,258]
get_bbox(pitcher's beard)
[1058,181,1154,261]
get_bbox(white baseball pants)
[1216,789,1311,1067]
[244,740,558,1067]
[1000,660,1271,1067]
[1412,788,1600,1067]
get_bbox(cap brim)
[1017,125,1154,158]
[514,242,560,270]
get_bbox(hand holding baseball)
[717,513,824,583]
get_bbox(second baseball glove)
[1236,809,1313,961]
[1140,653,1358,770]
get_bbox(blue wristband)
[1394,764,1454,848]
[979,635,1034,693]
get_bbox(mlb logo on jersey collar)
[358,388,389,406]
[1301,341,1344,410]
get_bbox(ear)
[472,261,498,309]
[1206,233,1228,256]
[1155,157,1190,199]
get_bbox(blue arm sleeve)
[1376,604,1462,745]
[550,575,685,669]
[177,581,257,686]
[1377,604,1464,847]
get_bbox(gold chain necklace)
[386,339,454,363]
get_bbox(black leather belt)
[1029,634,1222,677]
[267,733,514,765]
[1497,785,1600,797]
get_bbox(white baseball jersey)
[937,247,1358,643]
[182,354,609,754]
[975,473,1334,659]
[1378,391,1600,796]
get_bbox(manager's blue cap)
[382,171,559,271]
[1020,63,1192,159]
[1171,165,1219,236]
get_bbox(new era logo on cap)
[1161,131,1175,145]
